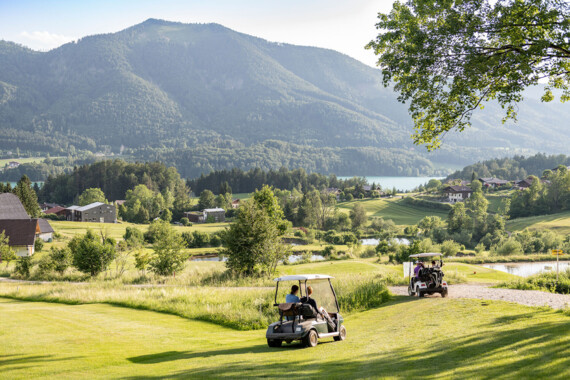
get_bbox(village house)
[183,208,226,223]
[443,185,473,203]
[7,161,20,169]
[65,202,117,223]
[0,219,39,256]
[323,188,341,200]
[0,193,29,219]
[44,205,67,216]
[40,202,60,212]
[479,177,509,188]
[37,218,54,241]
[231,199,241,209]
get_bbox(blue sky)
[0,0,395,66]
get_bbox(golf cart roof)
[274,274,333,282]
[409,252,443,258]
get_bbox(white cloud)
[19,31,75,50]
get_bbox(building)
[184,211,205,224]
[65,202,117,223]
[40,202,60,212]
[203,208,226,223]
[0,193,29,219]
[184,208,226,223]
[515,178,533,189]
[0,219,39,256]
[231,199,241,209]
[443,185,473,203]
[37,218,55,241]
[44,205,66,216]
[7,161,20,169]
[479,177,509,188]
[323,188,341,200]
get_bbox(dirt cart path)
[389,284,570,310]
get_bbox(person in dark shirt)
[301,286,334,326]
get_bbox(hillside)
[1,19,570,177]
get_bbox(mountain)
[0,19,569,178]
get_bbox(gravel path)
[389,284,570,309]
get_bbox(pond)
[481,261,570,277]
[361,238,410,246]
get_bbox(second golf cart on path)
[266,274,346,348]
[408,253,448,298]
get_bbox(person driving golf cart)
[407,253,448,298]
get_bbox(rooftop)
[274,274,334,281]
[0,219,38,246]
[0,193,30,219]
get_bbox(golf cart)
[407,253,448,298]
[266,274,346,348]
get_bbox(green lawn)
[1,297,568,379]
[445,262,519,283]
[506,211,570,235]
[337,198,449,225]
[0,156,57,168]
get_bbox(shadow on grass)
[0,354,83,370]
[123,309,570,379]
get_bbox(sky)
[0,0,396,66]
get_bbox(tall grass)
[496,268,570,294]
[0,274,393,330]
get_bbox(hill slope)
[0,19,569,177]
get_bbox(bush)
[36,255,55,277]
[322,245,336,257]
[493,238,523,256]
[360,246,377,258]
[70,230,116,276]
[148,225,187,277]
[124,227,145,247]
[34,239,44,252]
[14,256,32,278]
[180,217,191,226]
[440,240,461,257]
[144,220,171,244]
[49,247,72,275]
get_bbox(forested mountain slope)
[0,19,568,177]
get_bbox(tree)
[13,175,40,217]
[219,181,232,195]
[223,190,289,276]
[350,204,368,230]
[0,231,16,268]
[148,224,186,276]
[160,208,172,223]
[78,188,107,206]
[14,256,32,278]
[367,0,570,149]
[198,190,216,210]
[69,230,116,276]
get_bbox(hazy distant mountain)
[0,19,568,177]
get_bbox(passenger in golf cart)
[407,253,448,298]
[266,274,347,348]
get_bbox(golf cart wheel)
[441,289,448,298]
[334,325,347,341]
[303,330,318,348]
[408,286,415,296]
[418,290,425,298]
[267,339,282,348]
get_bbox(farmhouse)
[183,208,226,223]
[65,202,116,223]
[443,185,473,203]
[0,193,29,219]
[0,219,39,256]
[40,202,60,212]
[7,161,20,169]
[479,177,509,188]
[37,218,54,241]
[44,205,66,216]
[204,208,226,222]
[231,199,241,209]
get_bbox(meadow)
[337,197,449,225]
[506,211,570,235]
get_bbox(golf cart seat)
[277,302,298,317]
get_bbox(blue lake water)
[338,176,444,192]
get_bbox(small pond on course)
[481,261,570,277]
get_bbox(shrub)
[34,239,44,252]
[70,230,116,276]
[148,225,187,277]
[493,238,523,256]
[14,257,32,278]
[440,240,461,257]
[360,246,377,258]
[49,247,72,275]
[180,217,191,226]
[144,220,171,244]
[124,227,145,247]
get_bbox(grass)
[506,210,570,235]
[337,197,449,225]
[0,156,59,168]
[444,262,519,284]
[496,268,570,294]
[1,297,569,379]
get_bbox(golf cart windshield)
[308,280,339,313]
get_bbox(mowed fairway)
[506,211,570,235]
[337,198,449,225]
[1,297,569,379]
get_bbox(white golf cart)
[266,274,346,348]
[407,253,448,298]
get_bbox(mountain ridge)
[0,19,569,177]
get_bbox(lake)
[338,176,444,191]
[481,261,570,277]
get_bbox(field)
[1,296,569,379]
[0,156,53,168]
[337,198,449,225]
[506,211,570,235]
